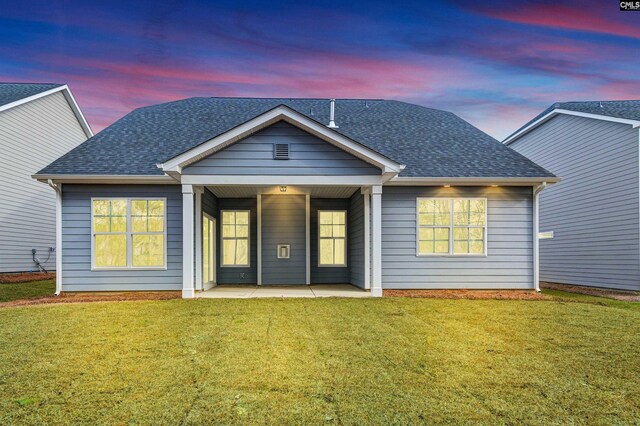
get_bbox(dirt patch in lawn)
[0,272,55,283]
[541,282,640,302]
[384,289,551,300]
[0,291,181,308]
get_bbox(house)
[0,83,92,273]
[33,97,556,297]
[506,100,640,292]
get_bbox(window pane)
[418,241,433,254]
[222,211,235,225]
[419,213,434,226]
[454,241,469,254]
[418,227,433,241]
[94,217,109,233]
[319,224,332,237]
[453,199,469,214]
[453,227,469,240]
[235,239,248,265]
[93,200,109,216]
[319,239,334,265]
[469,213,485,226]
[334,239,345,265]
[111,216,127,233]
[434,213,450,226]
[235,224,249,238]
[148,216,164,232]
[203,219,210,283]
[222,225,235,238]
[333,224,345,238]
[95,234,127,267]
[148,200,164,216]
[418,199,433,213]
[132,234,164,267]
[470,241,484,254]
[319,212,333,225]
[333,212,345,224]
[131,200,147,217]
[132,216,147,233]
[111,200,127,216]
[469,228,484,240]
[236,212,249,225]
[470,199,486,214]
[434,227,449,241]
[223,240,236,265]
[434,241,449,253]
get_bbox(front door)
[203,214,216,289]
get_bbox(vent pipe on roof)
[327,99,339,128]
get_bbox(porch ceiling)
[206,185,359,198]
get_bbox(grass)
[0,280,55,303]
[0,293,638,424]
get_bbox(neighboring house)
[0,83,92,273]
[506,100,640,292]
[34,98,556,297]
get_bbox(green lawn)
[0,280,55,303]
[0,294,638,424]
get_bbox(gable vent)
[274,143,290,160]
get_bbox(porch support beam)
[194,187,203,292]
[371,185,383,297]
[182,184,195,298]
[363,190,371,290]
[305,194,310,285]
[257,193,262,285]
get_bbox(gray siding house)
[0,83,92,273]
[34,97,556,297]
[506,101,640,292]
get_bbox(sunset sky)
[1,0,638,139]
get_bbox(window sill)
[91,267,168,271]
[415,254,487,258]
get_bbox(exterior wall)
[261,195,306,284]
[510,115,640,291]
[217,198,258,284]
[310,198,350,283]
[61,185,182,291]
[183,122,381,176]
[348,191,366,288]
[202,188,218,218]
[381,186,534,289]
[0,91,87,272]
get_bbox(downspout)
[47,180,62,295]
[533,182,548,292]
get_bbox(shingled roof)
[505,100,640,144]
[0,83,64,108]
[38,97,554,178]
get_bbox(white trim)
[370,185,382,297]
[257,194,262,285]
[317,210,348,267]
[415,198,488,257]
[181,175,384,186]
[363,191,371,290]
[533,182,548,292]
[47,180,63,295]
[34,175,176,184]
[387,177,560,186]
[220,210,251,267]
[158,105,403,173]
[305,194,310,285]
[504,109,640,145]
[0,84,93,138]
[90,197,168,271]
[182,185,195,298]
[195,190,203,291]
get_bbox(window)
[417,198,486,256]
[203,214,216,283]
[221,211,250,266]
[318,211,346,266]
[92,198,166,269]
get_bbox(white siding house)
[0,83,91,273]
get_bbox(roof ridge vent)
[327,98,339,128]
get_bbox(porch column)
[182,184,195,298]
[371,185,383,297]
[194,187,203,291]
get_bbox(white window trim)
[203,212,216,284]
[415,197,488,257]
[91,197,168,271]
[317,210,348,267]
[220,210,251,268]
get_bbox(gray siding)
[310,199,350,283]
[61,185,182,291]
[217,198,258,284]
[381,186,533,289]
[183,122,381,176]
[202,188,218,218]
[261,195,306,284]
[510,115,640,291]
[348,191,366,288]
[0,91,87,272]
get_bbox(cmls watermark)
[620,1,640,10]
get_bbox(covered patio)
[197,283,370,298]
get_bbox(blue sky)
[1,0,638,139]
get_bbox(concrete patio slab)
[197,284,369,299]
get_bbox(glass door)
[203,214,216,287]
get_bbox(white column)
[533,185,541,292]
[371,185,383,297]
[363,191,371,290]
[305,194,310,285]
[182,184,195,298]
[55,183,63,295]
[194,187,203,291]
[257,193,262,285]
